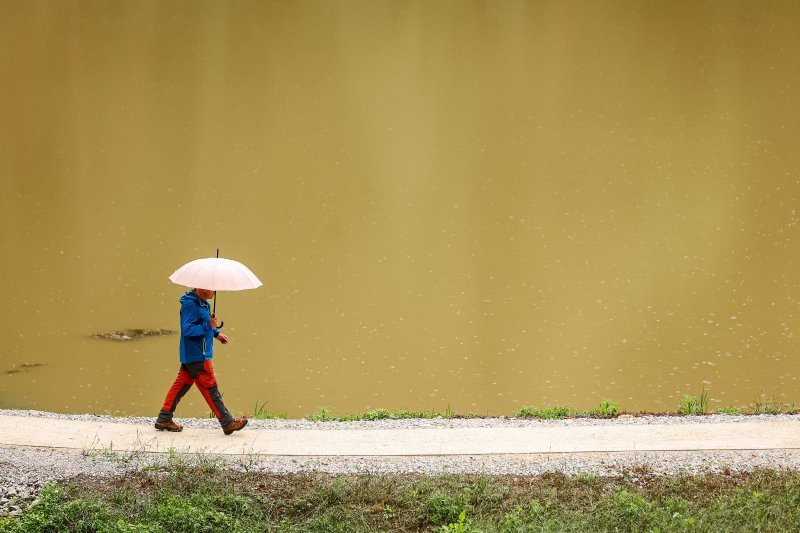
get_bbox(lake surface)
[1,0,799,418]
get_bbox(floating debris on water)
[93,329,176,342]
[5,363,44,375]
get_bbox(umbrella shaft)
[213,248,219,315]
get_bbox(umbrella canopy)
[169,257,263,291]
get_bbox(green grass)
[514,401,620,419]
[678,387,709,416]
[95,394,800,423]
[751,392,794,415]
[586,399,620,417]
[307,407,351,422]
[514,405,578,419]
[251,400,288,420]
[306,406,460,422]
[297,393,794,421]
[5,469,800,532]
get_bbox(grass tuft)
[678,386,709,415]
[514,406,578,419]
[587,399,620,417]
[751,392,789,415]
[251,400,288,420]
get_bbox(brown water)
[1,0,799,418]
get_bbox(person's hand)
[210,315,220,328]
[217,333,229,344]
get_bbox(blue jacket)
[179,290,220,363]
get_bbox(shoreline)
[1,409,799,521]
[0,409,798,473]
[1,407,799,430]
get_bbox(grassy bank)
[3,467,800,532]
[247,393,799,421]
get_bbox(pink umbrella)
[169,257,263,291]
[169,251,262,327]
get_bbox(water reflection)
[1,0,799,417]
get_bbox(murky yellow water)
[1,1,799,418]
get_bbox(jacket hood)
[180,290,207,305]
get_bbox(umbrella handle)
[211,314,224,330]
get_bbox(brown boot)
[155,420,183,432]
[222,418,248,435]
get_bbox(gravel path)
[1,409,799,518]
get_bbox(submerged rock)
[93,329,175,342]
[4,363,43,375]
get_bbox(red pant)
[158,360,233,426]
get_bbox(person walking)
[155,288,248,435]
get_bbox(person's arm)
[181,304,212,337]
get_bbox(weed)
[141,447,226,473]
[306,407,360,422]
[587,399,620,417]
[9,470,800,532]
[751,392,786,414]
[391,408,446,419]
[425,490,469,525]
[678,386,708,415]
[307,407,336,421]
[440,509,472,532]
[252,400,288,420]
[514,406,577,419]
[306,406,463,421]
[383,504,395,520]
[716,406,742,415]
[360,408,391,421]
[83,442,121,462]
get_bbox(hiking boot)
[223,418,248,435]
[155,420,183,432]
